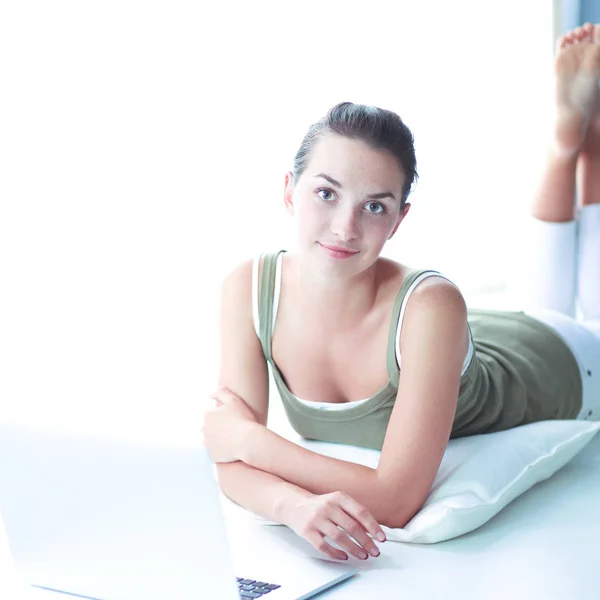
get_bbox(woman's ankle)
[577,150,600,206]
[529,147,578,222]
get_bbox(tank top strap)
[385,269,441,387]
[257,250,286,362]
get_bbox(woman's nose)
[331,208,359,241]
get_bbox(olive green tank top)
[257,251,583,449]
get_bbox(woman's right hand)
[281,491,386,561]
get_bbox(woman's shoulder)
[220,254,268,311]
[377,258,459,295]
[220,251,284,305]
[221,257,253,289]
[222,250,280,284]
[397,266,469,360]
[401,274,467,333]
[377,258,466,317]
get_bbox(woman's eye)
[317,188,335,202]
[366,201,385,214]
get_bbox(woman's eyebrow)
[314,173,396,202]
[367,191,396,201]
[314,173,343,188]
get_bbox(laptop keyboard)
[237,577,281,598]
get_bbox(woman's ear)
[283,172,295,215]
[388,203,411,240]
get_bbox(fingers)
[209,385,236,402]
[304,531,349,562]
[209,386,243,409]
[321,520,372,561]
[331,508,380,558]
[336,492,387,543]
[304,509,381,561]
[301,492,386,561]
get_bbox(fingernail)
[377,532,386,542]
[370,548,380,557]
[358,551,368,560]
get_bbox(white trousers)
[508,204,600,421]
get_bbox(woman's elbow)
[378,491,426,529]
[381,505,419,529]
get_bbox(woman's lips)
[319,243,360,259]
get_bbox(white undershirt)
[252,253,474,409]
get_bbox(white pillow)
[221,420,600,543]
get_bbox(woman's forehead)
[305,134,405,190]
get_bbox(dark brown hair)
[292,102,418,208]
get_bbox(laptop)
[0,422,356,600]
[1,507,68,599]
[0,507,28,599]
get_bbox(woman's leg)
[575,25,600,332]
[516,25,600,421]
[577,205,600,333]
[513,25,600,316]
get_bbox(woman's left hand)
[202,386,259,463]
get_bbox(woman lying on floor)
[202,23,600,562]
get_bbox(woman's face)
[284,133,409,276]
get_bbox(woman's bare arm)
[214,258,297,510]
[212,259,386,560]
[217,460,313,522]
[216,259,269,424]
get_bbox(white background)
[1,1,553,436]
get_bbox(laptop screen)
[0,508,30,600]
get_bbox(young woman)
[202,24,600,562]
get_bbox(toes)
[560,32,575,49]
[557,24,600,54]
[556,35,567,52]
[566,29,580,46]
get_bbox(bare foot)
[581,24,600,154]
[553,23,600,154]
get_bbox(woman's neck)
[287,254,382,329]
